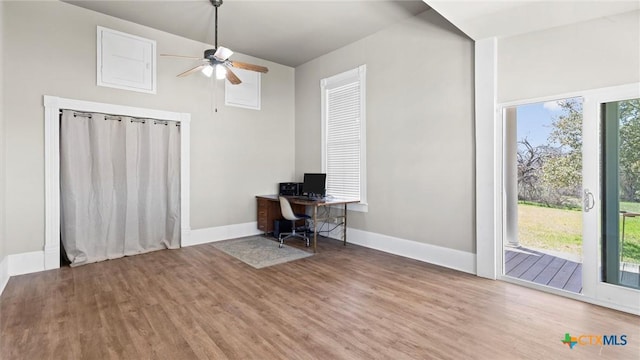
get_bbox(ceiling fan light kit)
[215,65,227,79]
[201,65,214,78]
[161,0,268,85]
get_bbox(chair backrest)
[279,196,298,221]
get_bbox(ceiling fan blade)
[229,61,269,74]
[213,46,234,61]
[225,67,242,85]
[177,64,207,77]
[160,53,202,60]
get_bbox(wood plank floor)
[1,237,639,359]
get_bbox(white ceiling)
[426,0,640,40]
[62,0,640,66]
[64,0,431,67]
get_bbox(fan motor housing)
[204,49,218,60]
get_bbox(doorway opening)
[44,96,191,270]
[503,97,584,293]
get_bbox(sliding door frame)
[496,91,585,304]
[494,83,640,315]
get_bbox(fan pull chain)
[211,76,218,113]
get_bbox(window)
[321,65,367,211]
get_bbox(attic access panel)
[97,26,156,94]
[225,67,261,110]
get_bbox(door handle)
[584,189,595,212]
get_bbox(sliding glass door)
[503,84,640,313]
[601,98,640,290]
[582,85,640,313]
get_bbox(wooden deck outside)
[505,247,583,293]
[505,247,640,292]
[620,263,640,288]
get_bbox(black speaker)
[279,182,302,196]
[273,219,292,238]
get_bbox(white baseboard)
[184,222,262,247]
[187,221,478,274]
[326,226,476,275]
[8,251,45,276]
[1,251,48,295]
[0,256,9,296]
[44,245,60,270]
[0,225,475,294]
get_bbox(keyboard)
[292,196,325,202]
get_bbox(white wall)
[497,10,640,102]
[0,0,6,263]
[2,1,295,255]
[295,10,475,253]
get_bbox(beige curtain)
[60,110,180,266]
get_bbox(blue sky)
[515,98,580,147]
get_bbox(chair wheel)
[279,243,283,248]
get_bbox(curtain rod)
[59,109,179,126]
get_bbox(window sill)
[348,202,368,213]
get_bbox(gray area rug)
[213,236,313,269]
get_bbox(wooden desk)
[256,195,360,253]
[256,195,305,234]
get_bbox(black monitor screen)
[302,173,326,197]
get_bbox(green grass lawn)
[620,201,640,212]
[517,203,640,264]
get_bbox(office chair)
[278,196,310,248]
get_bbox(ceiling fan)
[160,0,268,85]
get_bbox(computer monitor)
[302,173,326,197]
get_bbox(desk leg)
[343,203,348,246]
[621,215,626,263]
[622,215,626,246]
[313,205,318,253]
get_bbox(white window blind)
[321,65,366,207]
[326,82,361,200]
